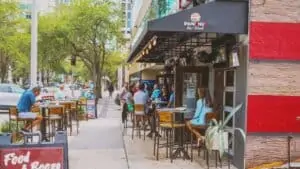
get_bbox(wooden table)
[157,107,192,160]
[39,104,64,141]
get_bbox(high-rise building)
[19,0,32,19]
[121,0,132,40]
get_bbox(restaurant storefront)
[127,1,248,168]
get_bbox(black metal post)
[288,135,293,169]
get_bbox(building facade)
[121,0,133,40]
[126,0,300,168]
[127,0,179,85]
[245,0,300,168]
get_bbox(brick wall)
[248,62,300,95]
[246,136,300,168]
[245,0,300,168]
[250,0,300,22]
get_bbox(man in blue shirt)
[17,86,42,132]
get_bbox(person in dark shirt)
[108,83,114,98]
[17,86,42,132]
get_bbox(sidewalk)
[68,94,127,169]
[68,92,222,169]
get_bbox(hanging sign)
[184,13,206,31]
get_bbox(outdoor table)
[157,107,192,160]
[51,100,79,134]
[39,104,64,141]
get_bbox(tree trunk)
[0,52,8,83]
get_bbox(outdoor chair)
[153,111,186,162]
[8,107,35,142]
[46,106,64,141]
[70,101,80,135]
[59,102,73,134]
[131,104,149,140]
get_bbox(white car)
[0,84,25,113]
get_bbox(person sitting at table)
[161,86,169,102]
[167,85,175,108]
[150,84,161,101]
[186,88,213,139]
[17,86,43,132]
[55,84,67,100]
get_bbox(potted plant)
[205,103,246,158]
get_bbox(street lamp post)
[30,0,38,87]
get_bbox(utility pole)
[30,0,38,87]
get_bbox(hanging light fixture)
[142,51,145,55]
[148,44,152,50]
[145,49,149,54]
[152,39,157,46]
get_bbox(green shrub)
[0,121,24,133]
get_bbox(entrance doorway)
[174,66,209,109]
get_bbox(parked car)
[0,83,25,113]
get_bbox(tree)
[52,0,124,96]
[104,51,125,84]
[37,0,125,117]
[38,13,69,84]
[0,0,30,82]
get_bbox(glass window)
[224,111,233,127]
[225,92,234,107]
[127,20,131,28]
[127,3,131,9]
[127,12,131,20]
[225,70,234,87]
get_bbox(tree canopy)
[0,0,30,82]
[37,0,125,98]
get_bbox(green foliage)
[45,0,125,97]
[0,121,24,133]
[0,0,30,81]
[205,103,246,158]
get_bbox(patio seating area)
[7,97,89,143]
[122,103,236,169]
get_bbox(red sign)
[0,147,64,169]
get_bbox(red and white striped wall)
[247,0,300,133]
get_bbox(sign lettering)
[0,147,64,169]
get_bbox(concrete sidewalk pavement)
[68,95,127,169]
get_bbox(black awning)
[127,1,248,63]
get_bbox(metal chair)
[131,104,149,140]
[46,106,64,141]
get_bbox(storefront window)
[225,70,234,87]
[225,91,234,107]
[182,73,198,109]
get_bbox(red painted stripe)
[247,95,300,133]
[250,22,300,60]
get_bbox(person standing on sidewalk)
[120,82,129,122]
[108,83,114,99]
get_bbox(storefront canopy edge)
[127,1,248,63]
